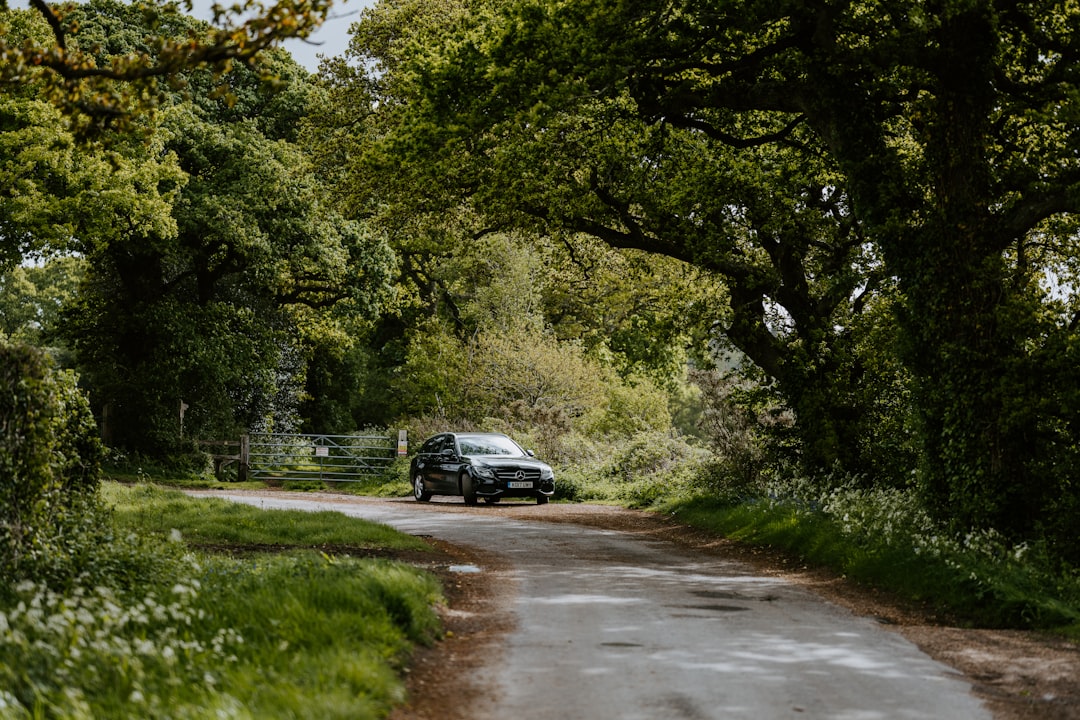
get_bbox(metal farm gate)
[247,432,403,483]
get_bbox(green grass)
[0,483,443,719]
[660,494,1080,632]
[107,470,413,498]
[103,483,428,551]
[190,554,442,719]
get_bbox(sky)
[7,0,376,72]
[270,0,375,72]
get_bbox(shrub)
[0,342,103,580]
[556,430,711,507]
[690,368,774,489]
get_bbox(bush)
[556,430,711,508]
[0,342,103,580]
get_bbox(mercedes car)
[410,432,555,505]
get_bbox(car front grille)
[495,468,542,482]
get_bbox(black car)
[410,432,555,505]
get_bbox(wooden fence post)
[239,434,250,482]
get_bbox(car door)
[432,435,463,493]
[413,436,443,493]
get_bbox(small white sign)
[315,446,329,457]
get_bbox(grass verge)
[660,493,1080,634]
[0,483,443,719]
[104,483,427,551]
[105,468,413,499]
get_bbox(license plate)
[507,481,533,489]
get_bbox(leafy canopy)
[0,0,332,135]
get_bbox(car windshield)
[457,435,526,457]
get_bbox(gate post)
[238,434,250,482]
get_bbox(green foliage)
[396,320,610,435]
[0,92,180,271]
[0,342,102,580]
[0,0,332,137]
[663,481,1080,631]
[297,332,372,434]
[690,369,776,492]
[26,6,397,458]
[336,0,908,488]
[555,431,712,508]
[579,375,673,438]
[0,257,85,349]
[336,0,1080,563]
[0,483,442,718]
[1,0,400,461]
[365,226,707,470]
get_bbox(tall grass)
[0,483,443,719]
[659,478,1080,632]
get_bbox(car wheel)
[461,473,478,506]
[413,474,431,502]
[536,495,549,505]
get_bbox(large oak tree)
[338,0,1080,555]
[325,0,914,484]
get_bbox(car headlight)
[540,467,554,480]
[473,465,496,480]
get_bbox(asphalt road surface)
[212,493,991,720]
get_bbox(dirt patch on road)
[387,536,515,720]
[206,491,1080,720]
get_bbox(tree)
[0,89,181,272]
[539,235,720,386]
[62,100,394,453]
[345,0,1080,555]
[328,0,907,484]
[306,47,719,429]
[35,1,396,456]
[0,0,333,135]
[0,256,85,346]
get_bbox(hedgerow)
[1,342,103,585]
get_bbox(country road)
[208,492,990,720]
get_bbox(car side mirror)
[441,448,457,458]
[526,449,536,457]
